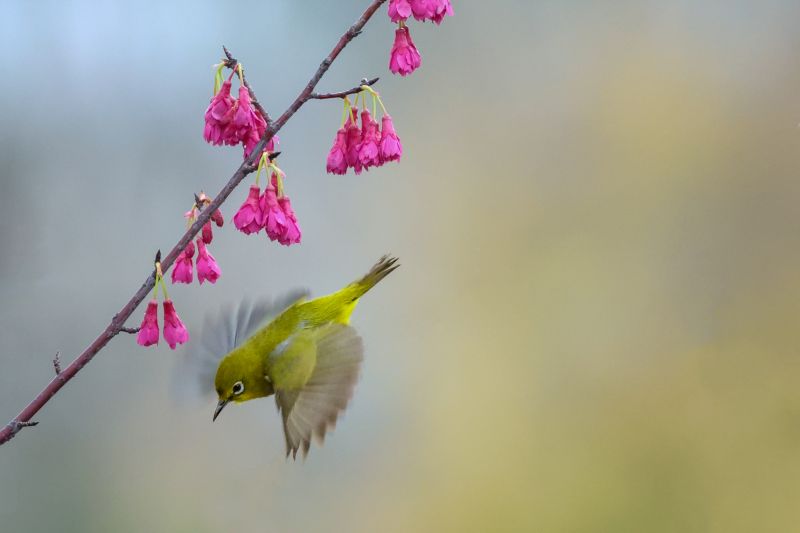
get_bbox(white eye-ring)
[232,381,245,395]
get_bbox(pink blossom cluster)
[233,168,301,246]
[137,299,190,350]
[389,0,453,24]
[172,196,223,284]
[387,0,453,76]
[203,71,277,161]
[138,263,189,350]
[327,105,402,175]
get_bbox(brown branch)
[0,0,388,446]
[310,77,380,100]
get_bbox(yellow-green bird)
[188,256,398,458]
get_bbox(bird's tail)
[334,255,399,324]
[351,255,400,299]
[299,256,399,326]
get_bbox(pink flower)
[388,0,412,22]
[389,26,422,76]
[211,208,224,228]
[201,221,213,244]
[326,127,348,175]
[243,133,278,161]
[224,85,268,152]
[238,87,274,162]
[409,0,435,20]
[358,109,382,169]
[379,114,403,163]
[430,0,453,24]
[408,0,453,23]
[344,113,363,174]
[260,185,286,241]
[162,299,189,350]
[136,300,160,347]
[203,80,236,145]
[171,241,195,284]
[196,238,221,284]
[278,196,302,246]
[229,85,264,142]
[233,184,265,234]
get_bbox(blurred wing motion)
[274,324,364,459]
[173,290,309,402]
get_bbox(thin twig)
[119,327,140,335]
[310,77,380,99]
[0,0,388,446]
[4,420,38,439]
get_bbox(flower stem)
[153,262,167,301]
[255,151,268,187]
[213,63,224,95]
[341,97,351,127]
[270,164,285,197]
[361,84,387,115]
[159,275,169,301]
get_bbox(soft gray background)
[3,1,800,532]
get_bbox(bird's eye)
[232,381,244,395]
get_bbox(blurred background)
[3,1,800,531]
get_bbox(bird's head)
[213,352,272,421]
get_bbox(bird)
[181,255,399,459]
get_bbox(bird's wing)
[172,289,309,401]
[274,324,364,459]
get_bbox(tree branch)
[0,0,388,446]
[310,77,380,100]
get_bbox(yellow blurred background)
[3,1,800,531]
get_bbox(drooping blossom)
[405,0,453,23]
[244,132,278,162]
[344,112,363,174]
[277,196,302,246]
[189,194,223,244]
[388,0,412,22]
[196,238,221,284]
[240,90,275,162]
[409,0,452,22]
[171,241,195,284]
[430,0,454,24]
[136,300,160,347]
[409,0,434,20]
[379,114,403,163]
[227,85,265,144]
[389,26,422,76]
[358,109,382,169]
[203,80,236,145]
[210,208,224,227]
[260,185,286,242]
[233,184,264,234]
[326,127,348,175]
[202,221,214,244]
[162,299,189,349]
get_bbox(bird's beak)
[213,399,229,422]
